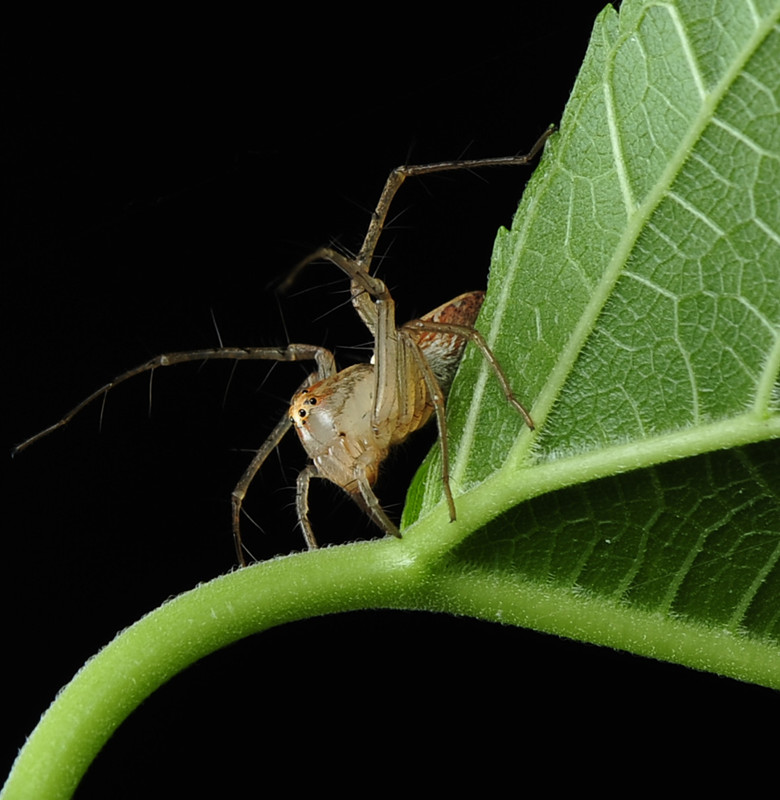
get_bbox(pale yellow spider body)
[288,290,489,540]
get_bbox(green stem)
[433,572,780,689]
[1,540,415,800]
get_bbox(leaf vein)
[711,116,778,158]
[659,1,708,99]
[667,189,726,236]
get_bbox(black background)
[4,5,776,796]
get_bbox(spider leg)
[356,126,555,272]
[294,462,403,549]
[294,464,320,550]
[231,412,294,566]
[16,342,339,567]
[13,344,337,455]
[281,246,383,336]
[355,473,401,538]
[404,320,535,430]
[279,127,554,337]
[405,337,457,522]
[227,350,338,566]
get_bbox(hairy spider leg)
[281,125,555,332]
[14,344,337,567]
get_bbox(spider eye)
[308,397,317,405]
[298,409,307,417]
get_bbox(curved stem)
[1,540,417,800]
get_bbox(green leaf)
[402,0,780,675]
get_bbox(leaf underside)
[404,0,780,682]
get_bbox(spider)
[14,127,552,566]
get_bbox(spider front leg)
[230,345,337,566]
[293,461,400,551]
[280,245,384,338]
[12,344,337,456]
[14,340,338,568]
